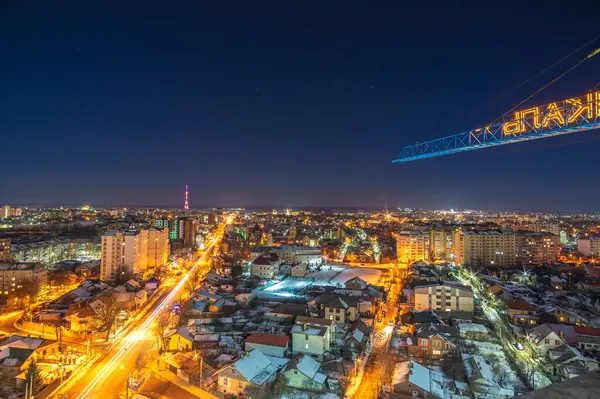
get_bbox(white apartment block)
[414,282,474,314]
[146,227,169,267]
[396,231,429,263]
[102,228,169,282]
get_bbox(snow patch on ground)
[331,268,382,285]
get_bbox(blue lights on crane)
[393,89,600,163]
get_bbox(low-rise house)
[408,323,457,358]
[462,354,515,398]
[264,304,308,323]
[457,323,489,340]
[540,305,583,325]
[344,277,368,290]
[244,333,290,358]
[215,349,288,397]
[209,299,225,313]
[0,347,36,381]
[280,354,327,392]
[250,253,281,280]
[391,360,467,398]
[343,318,370,358]
[321,295,359,323]
[194,290,222,303]
[548,344,599,382]
[0,336,60,361]
[291,317,335,361]
[528,324,571,355]
[506,297,537,326]
[190,298,210,313]
[144,277,160,291]
[235,293,256,306]
[574,326,600,351]
[165,326,195,351]
[291,263,308,277]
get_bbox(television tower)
[184,185,189,210]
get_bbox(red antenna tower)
[184,185,189,210]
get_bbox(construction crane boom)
[393,89,600,163]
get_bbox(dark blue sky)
[2,1,599,211]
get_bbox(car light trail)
[75,224,226,398]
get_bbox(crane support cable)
[491,47,600,125]
[506,34,600,95]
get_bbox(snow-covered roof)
[296,355,321,379]
[231,349,288,385]
[457,323,488,334]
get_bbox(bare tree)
[93,296,117,342]
[153,312,171,352]
[135,350,150,372]
[184,267,204,299]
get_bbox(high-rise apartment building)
[101,228,170,282]
[578,237,600,257]
[146,228,169,267]
[0,238,11,262]
[518,231,559,265]
[454,229,517,267]
[429,227,455,261]
[395,231,430,263]
[0,263,48,298]
[154,218,179,240]
[1,205,22,218]
[177,217,197,247]
[101,230,145,282]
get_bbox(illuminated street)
[46,222,228,399]
[347,263,408,399]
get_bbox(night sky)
[2,2,599,211]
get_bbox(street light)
[120,364,133,399]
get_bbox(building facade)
[455,229,517,267]
[518,231,559,265]
[0,238,10,262]
[414,282,474,317]
[1,205,22,218]
[396,231,429,263]
[0,263,48,298]
[271,244,321,265]
[578,237,600,257]
[146,227,169,267]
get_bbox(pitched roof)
[320,294,359,308]
[530,324,578,346]
[245,333,290,348]
[229,349,287,385]
[506,297,536,312]
[415,323,458,340]
[574,326,600,337]
[284,354,326,383]
[266,303,307,316]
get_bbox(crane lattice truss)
[393,89,600,163]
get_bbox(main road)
[45,220,229,399]
[347,262,409,399]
